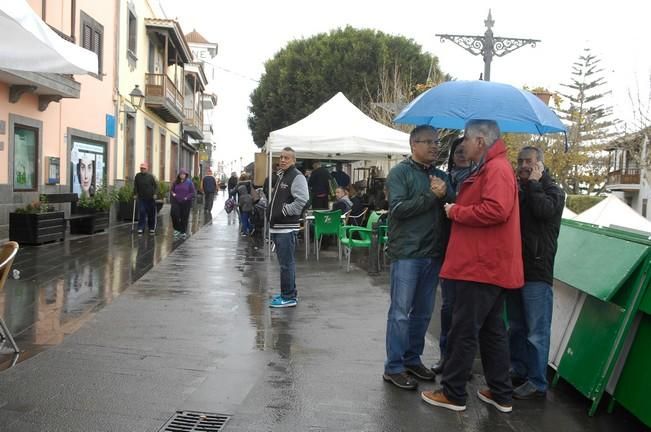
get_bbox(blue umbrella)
[394,80,567,135]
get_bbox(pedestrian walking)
[201,169,217,213]
[421,119,523,413]
[227,171,238,196]
[267,147,309,308]
[382,125,452,390]
[237,183,254,236]
[507,146,564,399]
[133,162,158,235]
[170,168,195,239]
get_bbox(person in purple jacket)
[170,168,195,239]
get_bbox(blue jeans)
[385,258,440,374]
[272,232,297,300]
[439,278,457,358]
[240,211,251,234]
[507,281,553,391]
[137,198,156,231]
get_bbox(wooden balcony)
[144,73,184,123]
[183,107,204,140]
[607,168,641,190]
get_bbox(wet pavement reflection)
[0,204,214,370]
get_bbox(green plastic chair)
[338,211,382,272]
[313,209,343,261]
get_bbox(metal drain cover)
[158,410,230,431]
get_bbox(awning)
[0,0,97,74]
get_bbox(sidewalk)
[0,202,646,431]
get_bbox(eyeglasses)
[413,139,441,146]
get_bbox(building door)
[170,140,178,181]
[159,133,166,181]
[124,114,135,179]
[145,126,153,167]
[13,125,38,191]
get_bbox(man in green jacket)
[383,125,453,390]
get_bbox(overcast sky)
[159,0,651,169]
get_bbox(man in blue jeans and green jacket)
[383,125,453,389]
[267,147,309,308]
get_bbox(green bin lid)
[555,222,650,301]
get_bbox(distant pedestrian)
[201,169,217,213]
[332,162,351,187]
[237,183,254,236]
[171,168,195,239]
[421,120,522,414]
[383,125,452,391]
[227,171,238,196]
[507,146,564,400]
[308,161,331,209]
[267,147,309,308]
[133,162,158,234]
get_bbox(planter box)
[117,201,138,222]
[9,212,65,245]
[70,209,110,234]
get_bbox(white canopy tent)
[562,206,577,219]
[574,194,651,234]
[265,92,410,160]
[0,0,97,74]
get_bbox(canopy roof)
[266,92,410,160]
[0,0,97,74]
[574,195,651,234]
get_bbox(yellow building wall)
[115,0,181,184]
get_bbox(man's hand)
[430,176,447,198]
[530,161,544,182]
[444,203,455,218]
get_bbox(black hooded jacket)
[519,172,565,284]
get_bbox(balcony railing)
[144,73,184,122]
[183,107,203,131]
[607,168,641,186]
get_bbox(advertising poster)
[70,141,105,196]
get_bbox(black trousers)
[204,192,215,211]
[441,280,512,405]
[171,200,192,233]
[312,195,329,210]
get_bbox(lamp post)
[436,10,539,81]
[129,84,144,108]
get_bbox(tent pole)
[267,149,273,257]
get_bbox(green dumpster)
[609,280,651,426]
[552,220,651,422]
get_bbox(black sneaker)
[405,363,436,381]
[383,372,418,390]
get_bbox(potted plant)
[116,183,137,222]
[156,180,169,209]
[71,186,117,234]
[10,195,66,245]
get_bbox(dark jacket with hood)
[519,171,565,284]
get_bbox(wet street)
[0,197,647,431]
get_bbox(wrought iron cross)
[436,10,539,81]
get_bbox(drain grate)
[158,410,230,432]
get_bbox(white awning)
[0,0,97,74]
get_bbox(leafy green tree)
[248,26,443,147]
[558,48,619,194]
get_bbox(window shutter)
[83,24,91,50]
[93,29,102,74]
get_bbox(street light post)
[436,10,540,81]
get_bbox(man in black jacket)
[507,147,564,399]
[133,162,158,234]
[308,161,331,209]
[267,147,309,308]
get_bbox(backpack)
[224,197,236,214]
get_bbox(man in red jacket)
[421,119,523,413]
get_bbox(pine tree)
[559,48,619,194]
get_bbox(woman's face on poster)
[79,157,93,192]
